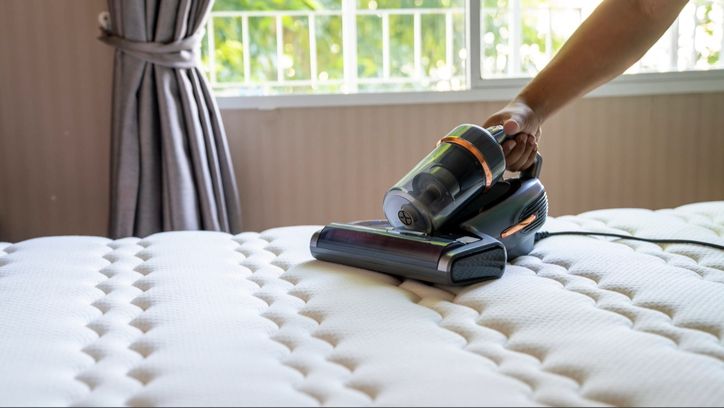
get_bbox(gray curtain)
[101,0,241,238]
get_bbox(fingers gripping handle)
[485,125,542,180]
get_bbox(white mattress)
[1,202,723,407]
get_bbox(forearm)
[516,0,688,121]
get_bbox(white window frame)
[215,0,724,111]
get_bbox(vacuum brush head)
[310,221,506,286]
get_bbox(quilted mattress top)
[1,202,723,407]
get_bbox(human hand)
[483,100,543,172]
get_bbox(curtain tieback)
[99,31,202,68]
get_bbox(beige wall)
[222,94,724,232]
[0,0,113,241]
[1,0,723,241]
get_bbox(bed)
[1,201,723,407]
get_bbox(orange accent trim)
[437,136,493,190]
[501,214,537,239]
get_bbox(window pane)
[481,2,510,78]
[632,0,723,73]
[213,17,244,83]
[390,14,414,77]
[282,16,311,81]
[204,0,465,95]
[421,14,445,79]
[315,15,344,82]
[452,11,466,89]
[481,0,723,79]
[357,15,383,78]
[249,17,277,83]
[519,6,580,75]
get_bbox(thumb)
[503,118,521,135]
[483,112,510,128]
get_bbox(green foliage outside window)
[202,0,723,95]
[203,0,468,94]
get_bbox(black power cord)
[535,231,724,251]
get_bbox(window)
[201,0,724,97]
[203,0,468,95]
[479,0,723,78]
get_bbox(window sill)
[216,69,724,111]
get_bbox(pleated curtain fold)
[102,0,241,238]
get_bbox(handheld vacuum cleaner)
[310,124,548,286]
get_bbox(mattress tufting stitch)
[0,202,723,406]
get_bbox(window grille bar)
[357,8,463,15]
[446,11,453,71]
[720,0,724,68]
[509,0,522,76]
[670,17,679,71]
[212,75,466,88]
[213,10,340,18]
[276,15,284,82]
[383,13,390,78]
[468,0,482,86]
[211,8,463,18]
[342,0,358,92]
[242,15,251,84]
[721,0,724,68]
[414,12,422,78]
[207,17,217,86]
[309,13,318,85]
[545,7,553,60]
[691,6,698,69]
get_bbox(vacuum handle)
[521,153,542,179]
[487,125,507,143]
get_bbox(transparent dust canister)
[383,124,506,233]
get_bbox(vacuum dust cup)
[383,124,507,234]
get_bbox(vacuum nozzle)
[310,222,506,285]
